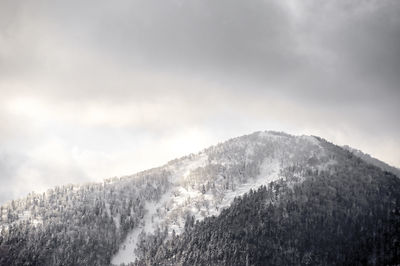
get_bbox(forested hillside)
[0,131,399,265]
[0,168,170,265]
[137,154,400,265]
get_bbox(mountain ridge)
[343,144,400,178]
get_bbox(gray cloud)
[0,0,399,204]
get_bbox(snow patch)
[111,191,173,265]
[215,158,281,212]
[168,153,208,182]
[113,213,121,230]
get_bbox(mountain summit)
[1,131,399,265]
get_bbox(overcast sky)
[0,0,399,204]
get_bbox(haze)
[0,0,399,204]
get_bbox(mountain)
[0,131,399,265]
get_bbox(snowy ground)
[111,191,173,265]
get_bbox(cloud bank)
[0,0,399,203]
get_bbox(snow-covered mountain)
[0,131,398,265]
[111,131,335,264]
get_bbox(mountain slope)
[141,163,400,265]
[0,131,398,265]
